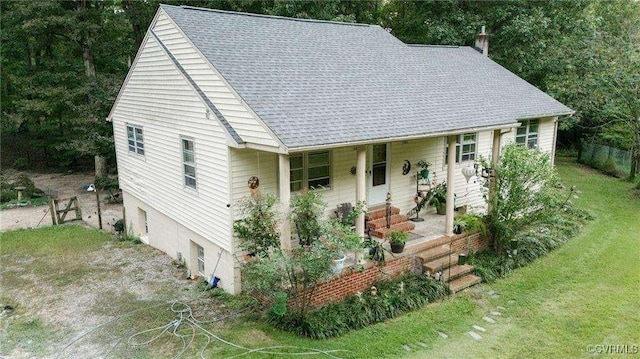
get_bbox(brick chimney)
[475,26,489,56]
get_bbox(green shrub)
[12,157,29,170]
[267,273,448,339]
[468,207,592,282]
[0,171,43,203]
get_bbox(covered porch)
[273,129,505,251]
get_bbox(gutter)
[288,122,520,153]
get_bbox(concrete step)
[365,206,400,221]
[448,274,482,294]
[423,254,458,274]
[371,221,415,239]
[367,214,411,230]
[439,264,475,282]
[416,245,450,263]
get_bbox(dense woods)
[1,0,638,178]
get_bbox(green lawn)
[216,158,640,358]
[1,160,638,358]
[192,159,640,358]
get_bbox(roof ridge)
[408,44,461,48]
[167,4,371,27]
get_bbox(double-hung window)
[445,133,477,163]
[290,151,331,192]
[516,119,539,148]
[196,244,205,276]
[126,125,144,155]
[182,137,197,189]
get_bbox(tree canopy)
[1,0,637,176]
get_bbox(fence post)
[49,199,58,226]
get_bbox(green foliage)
[266,273,449,339]
[453,213,486,236]
[242,191,364,320]
[290,190,325,246]
[386,230,407,245]
[12,158,29,170]
[468,201,593,283]
[94,176,119,191]
[0,171,43,203]
[233,193,280,258]
[428,181,447,206]
[482,144,567,252]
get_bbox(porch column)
[488,129,502,213]
[551,117,559,165]
[355,146,367,239]
[445,135,457,236]
[278,153,292,251]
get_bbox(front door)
[368,143,390,205]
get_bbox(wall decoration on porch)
[402,160,411,175]
[247,176,260,189]
[248,176,260,196]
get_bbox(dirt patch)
[0,172,122,232]
[1,238,208,359]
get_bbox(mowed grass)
[1,160,638,358]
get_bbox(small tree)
[233,193,280,258]
[242,190,363,320]
[290,190,325,246]
[483,144,565,252]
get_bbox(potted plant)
[429,182,447,215]
[364,237,385,265]
[453,217,467,235]
[417,160,431,180]
[387,230,408,253]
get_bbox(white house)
[107,4,573,294]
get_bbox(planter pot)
[390,242,405,254]
[331,254,347,274]
[420,169,430,179]
[453,224,463,234]
[436,203,446,215]
[458,253,467,265]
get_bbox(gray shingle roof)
[161,4,573,149]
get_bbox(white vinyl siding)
[111,34,232,251]
[182,137,197,189]
[290,151,331,192]
[127,125,145,155]
[153,11,280,149]
[516,119,539,149]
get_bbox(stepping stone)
[482,316,496,324]
[417,342,428,348]
[508,300,516,305]
[438,331,449,339]
[403,344,412,351]
[487,290,496,296]
[491,294,500,299]
[468,331,482,340]
[472,325,486,332]
[491,311,502,316]
[497,306,507,311]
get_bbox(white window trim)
[196,244,205,276]
[181,136,197,190]
[126,124,145,156]
[516,119,539,149]
[290,151,332,192]
[445,133,477,164]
